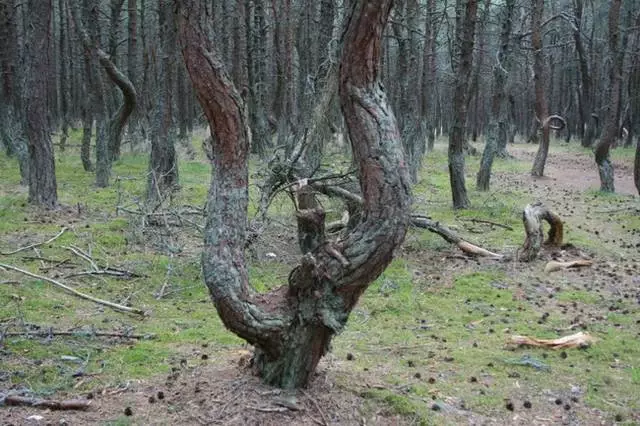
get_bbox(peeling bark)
[178,0,410,389]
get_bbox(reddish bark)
[178,0,410,388]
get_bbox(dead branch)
[0,263,145,316]
[457,217,514,231]
[2,395,91,410]
[63,245,100,271]
[1,329,154,340]
[0,227,68,256]
[509,331,596,349]
[411,216,503,259]
[544,259,593,273]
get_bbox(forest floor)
[0,134,639,426]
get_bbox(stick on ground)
[0,263,145,316]
[0,227,68,256]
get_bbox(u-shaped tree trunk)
[178,0,411,389]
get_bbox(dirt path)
[508,143,637,196]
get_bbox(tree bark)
[594,0,622,193]
[477,0,515,191]
[520,202,563,262]
[25,0,58,208]
[421,0,437,152]
[147,0,178,199]
[530,0,551,177]
[178,0,410,389]
[448,0,478,209]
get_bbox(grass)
[1,135,639,424]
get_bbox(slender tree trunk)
[477,0,514,191]
[179,0,410,389]
[531,0,550,177]
[595,0,622,193]
[25,0,58,208]
[635,134,640,195]
[127,0,139,140]
[448,0,478,209]
[58,0,69,152]
[573,1,595,147]
[148,0,178,199]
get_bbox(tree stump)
[520,202,563,261]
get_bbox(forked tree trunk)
[178,0,410,389]
[25,0,58,208]
[595,0,622,193]
[531,0,550,177]
[520,202,563,262]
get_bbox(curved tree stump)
[520,202,563,262]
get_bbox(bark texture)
[25,0,58,208]
[530,0,550,177]
[476,0,514,191]
[594,0,622,193]
[448,0,477,209]
[178,0,410,389]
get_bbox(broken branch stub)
[520,202,563,261]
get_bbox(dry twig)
[0,227,68,256]
[0,263,145,315]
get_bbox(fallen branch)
[0,227,68,256]
[544,259,593,273]
[509,331,596,349]
[2,395,91,410]
[411,216,503,259]
[458,217,514,231]
[1,329,154,340]
[0,263,146,316]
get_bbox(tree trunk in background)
[448,0,477,209]
[421,0,437,152]
[635,134,640,195]
[148,0,178,199]
[0,0,30,184]
[595,0,622,193]
[179,0,410,389]
[25,0,58,208]
[58,0,69,153]
[573,0,595,148]
[127,0,139,140]
[477,0,514,191]
[531,0,551,177]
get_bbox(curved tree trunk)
[595,0,622,193]
[530,0,550,177]
[25,0,58,208]
[520,202,563,262]
[178,0,410,389]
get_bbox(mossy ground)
[1,134,638,424]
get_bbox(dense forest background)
[1,0,639,206]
